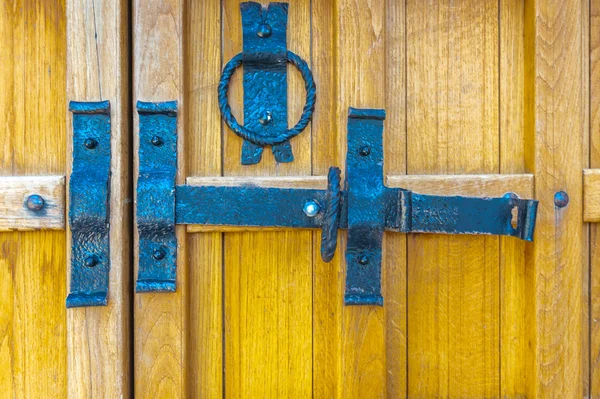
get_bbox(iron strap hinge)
[135,102,539,306]
[67,100,111,308]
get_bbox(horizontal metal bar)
[176,185,329,228]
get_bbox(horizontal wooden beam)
[0,176,65,231]
[186,174,534,232]
[584,169,600,222]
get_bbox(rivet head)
[151,136,164,147]
[259,111,273,126]
[84,256,98,268]
[84,138,98,149]
[358,254,369,265]
[359,146,371,156]
[26,194,45,211]
[554,191,569,208]
[257,23,272,38]
[303,200,320,217]
[153,248,166,260]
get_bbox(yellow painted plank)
[406,1,500,397]
[186,0,223,397]
[0,1,67,397]
[591,0,600,394]
[222,1,313,397]
[0,176,65,231]
[384,0,407,396]
[498,2,532,396]
[524,0,586,395]
[66,0,131,396]
[585,170,600,222]
[133,0,187,397]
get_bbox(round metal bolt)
[358,254,369,265]
[259,111,273,126]
[84,256,98,268]
[84,138,98,149]
[151,136,164,147]
[359,146,371,156]
[257,23,272,38]
[554,191,569,208]
[503,192,519,200]
[26,194,45,212]
[303,200,320,217]
[153,248,166,260]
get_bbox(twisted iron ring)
[321,167,341,262]
[218,51,316,147]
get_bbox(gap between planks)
[0,175,65,231]
[186,173,534,232]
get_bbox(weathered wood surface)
[66,0,132,397]
[133,0,187,397]
[0,176,65,231]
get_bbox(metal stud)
[84,256,99,268]
[303,200,320,217]
[26,194,45,211]
[554,191,569,208]
[259,111,273,125]
[151,136,164,147]
[359,146,370,156]
[257,23,272,38]
[358,254,369,265]
[153,248,166,260]
[84,138,98,149]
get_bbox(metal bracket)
[218,1,316,165]
[67,100,111,308]
[135,102,539,305]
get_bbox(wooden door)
[129,0,594,397]
[0,0,597,398]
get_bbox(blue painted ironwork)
[218,2,316,165]
[67,100,111,308]
[136,101,178,292]
[136,104,538,305]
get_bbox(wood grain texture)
[525,0,586,395]
[389,174,533,197]
[592,0,600,394]
[336,0,387,397]
[222,1,313,397]
[499,2,532,397]
[186,0,222,397]
[585,170,600,222]
[133,0,187,397]
[0,176,65,230]
[66,0,131,396]
[406,1,500,397]
[384,1,407,397]
[0,1,67,397]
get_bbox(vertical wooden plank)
[524,0,586,395]
[499,1,531,396]
[406,1,500,397]
[186,0,223,397]
[133,0,186,397]
[591,0,600,394]
[0,1,67,397]
[385,0,407,397]
[335,0,387,397]
[311,1,342,397]
[222,0,313,397]
[66,0,131,396]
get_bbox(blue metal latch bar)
[67,100,111,308]
[135,102,538,305]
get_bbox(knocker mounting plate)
[218,2,316,165]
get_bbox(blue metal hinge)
[67,100,111,308]
[135,102,539,306]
